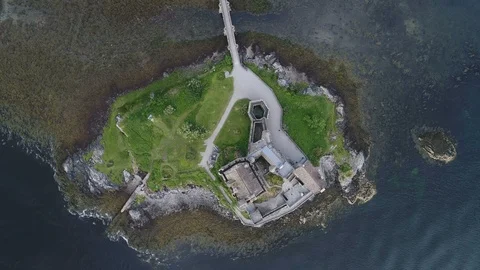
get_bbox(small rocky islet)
[412,127,457,164]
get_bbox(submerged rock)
[412,127,457,163]
[347,177,377,205]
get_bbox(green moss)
[339,163,352,173]
[247,64,349,165]
[96,57,236,209]
[83,151,94,162]
[214,99,251,168]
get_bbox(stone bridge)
[219,0,240,66]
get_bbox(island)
[412,127,457,164]
[64,0,374,230]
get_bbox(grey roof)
[277,161,294,179]
[260,146,283,167]
[255,194,287,217]
[293,161,326,193]
[223,162,264,200]
[284,184,310,206]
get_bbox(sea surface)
[2,0,480,269]
[0,142,151,270]
[1,76,479,270]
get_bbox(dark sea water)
[171,78,480,269]
[0,143,151,270]
[2,0,480,269]
[1,76,479,270]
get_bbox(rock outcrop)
[63,140,118,195]
[127,187,231,228]
[412,127,457,164]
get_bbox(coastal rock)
[336,104,345,118]
[245,45,255,59]
[91,147,104,165]
[319,155,337,186]
[309,85,339,103]
[123,170,133,184]
[351,151,365,173]
[264,53,277,65]
[347,177,377,205]
[338,175,353,192]
[272,61,284,74]
[86,167,115,194]
[127,187,230,227]
[128,209,149,227]
[63,140,118,195]
[278,79,288,87]
[412,127,457,163]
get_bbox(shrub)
[187,78,204,99]
[216,71,226,81]
[163,105,175,115]
[288,82,309,93]
[304,115,326,135]
[339,163,352,173]
[178,121,207,141]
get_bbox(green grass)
[339,163,352,173]
[83,151,94,162]
[247,64,350,165]
[134,194,146,205]
[214,99,251,168]
[238,32,368,154]
[96,57,236,208]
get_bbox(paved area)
[199,1,308,227]
[201,0,305,170]
[219,0,240,66]
[200,66,306,169]
[231,67,306,164]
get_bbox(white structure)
[219,0,240,66]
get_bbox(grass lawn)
[247,64,350,165]
[214,99,251,168]
[96,56,236,208]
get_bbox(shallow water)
[1,78,479,270]
[1,0,480,269]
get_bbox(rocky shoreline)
[243,46,376,204]
[412,126,457,164]
[62,51,376,232]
